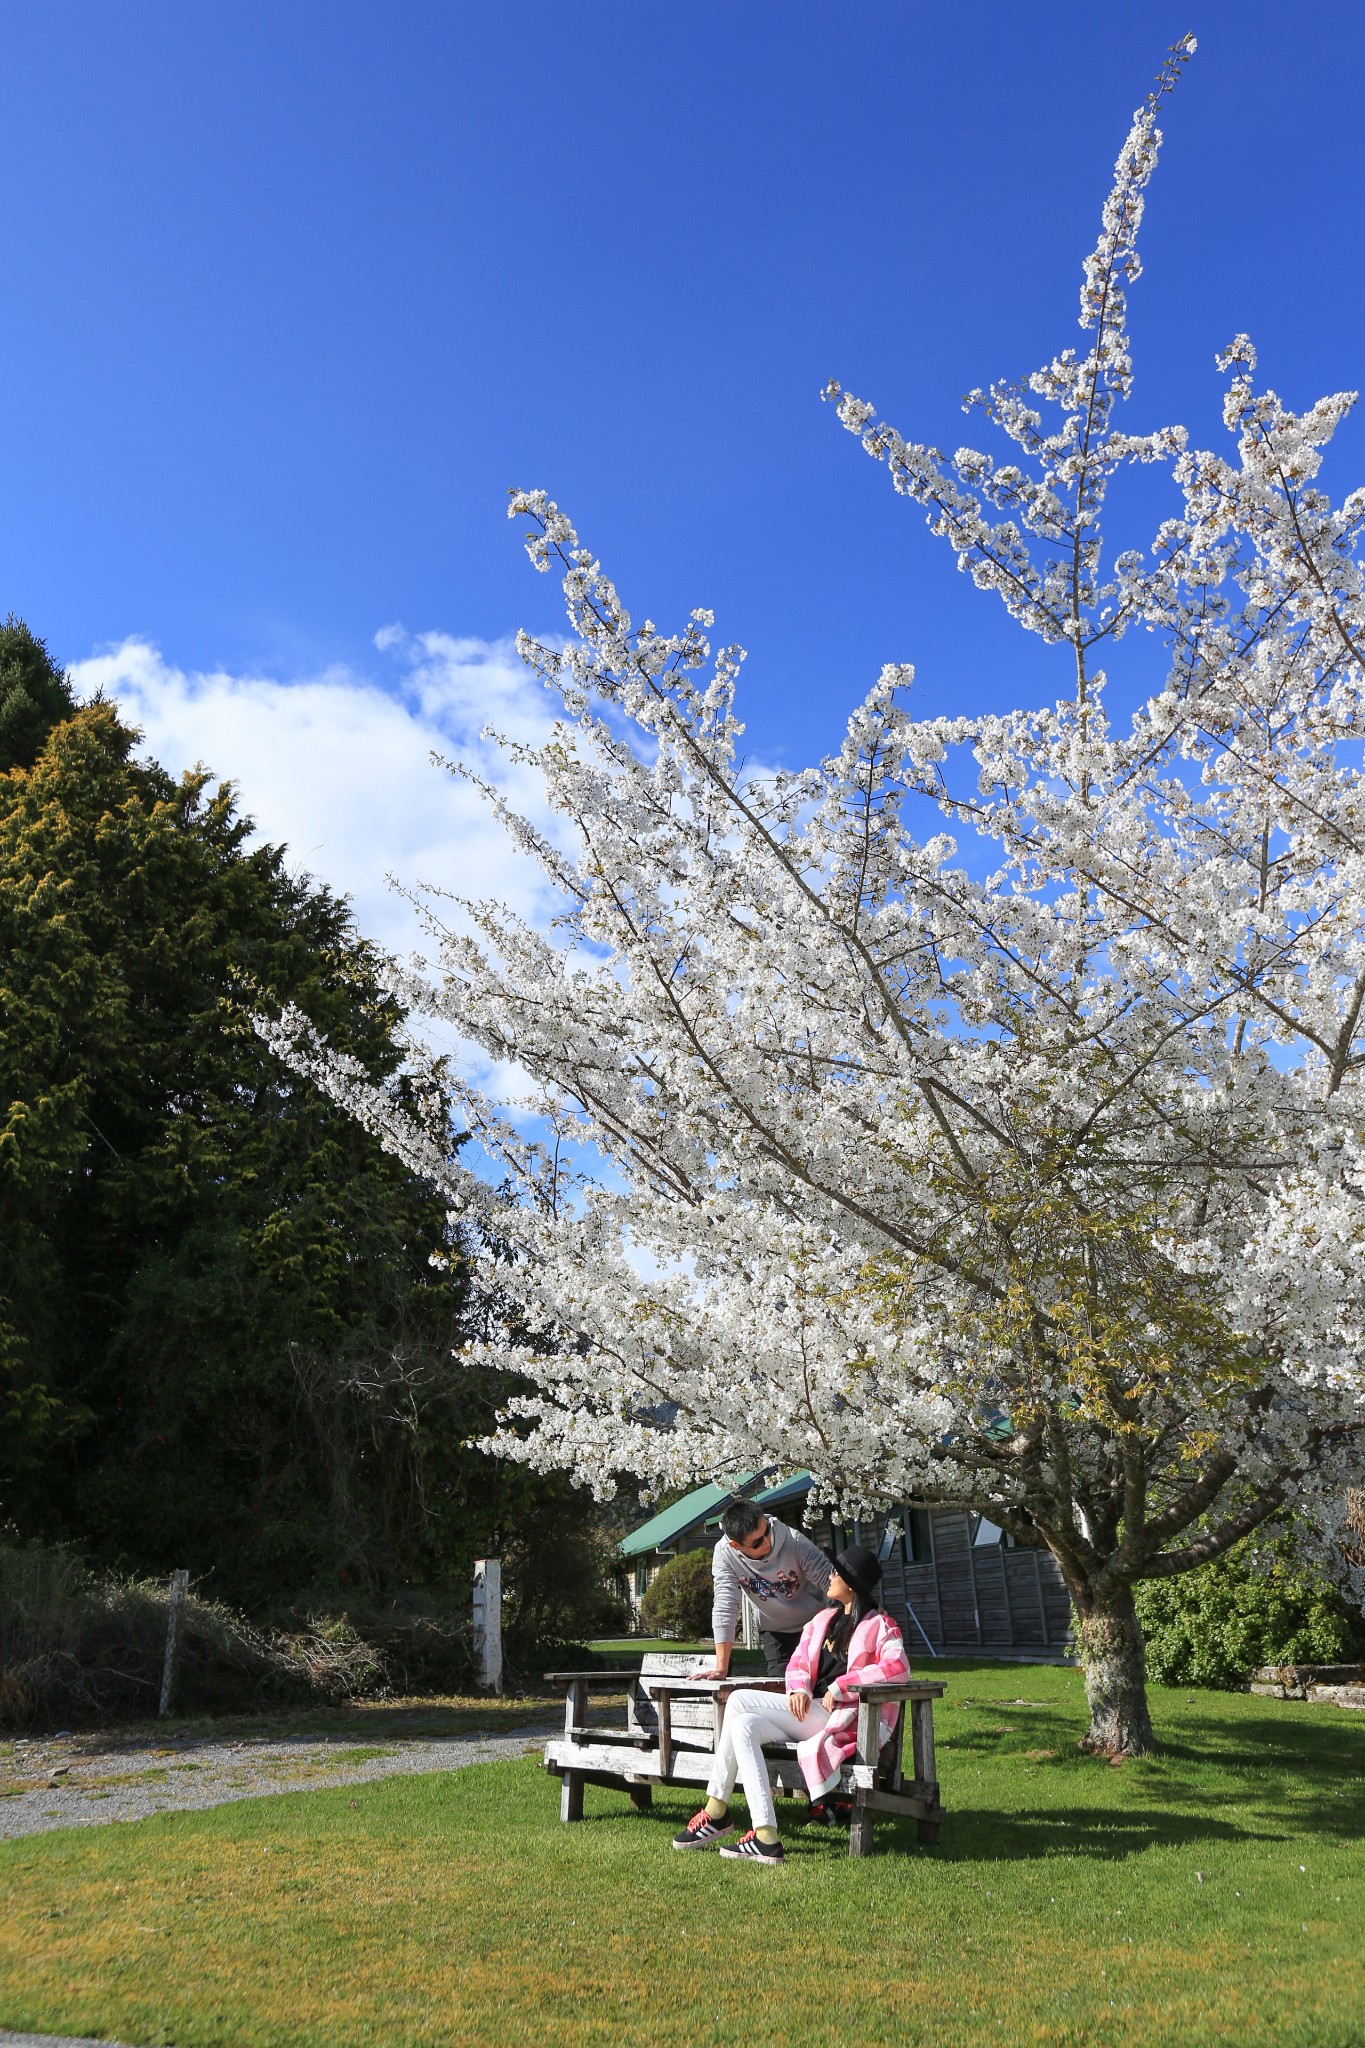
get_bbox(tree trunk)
[1072,1580,1155,1758]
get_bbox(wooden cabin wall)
[801,1502,1073,1658]
[620,1497,1074,1655]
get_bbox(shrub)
[284,1597,478,1700]
[0,1537,391,1728]
[640,1548,713,1639]
[1135,1540,1365,1690]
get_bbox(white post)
[159,1569,189,1717]
[472,1557,503,1694]
[740,1592,759,1651]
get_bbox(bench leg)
[560,1770,585,1823]
[917,1818,941,1846]
[849,1696,878,1856]
[627,1782,653,1812]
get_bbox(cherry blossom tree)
[268,36,1365,1756]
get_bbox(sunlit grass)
[0,1663,1360,2048]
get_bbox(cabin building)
[617,1469,1073,1660]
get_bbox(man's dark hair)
[720,1499,766,1542]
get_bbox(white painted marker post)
[472,1558,503,1694]
[159,1569,190,1717]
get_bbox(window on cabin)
[633,1563,648,1598]
[969,1515,1015,1549]
[907,1508,934,1562]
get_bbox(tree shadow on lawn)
[551,1697,1363,1866]
[915,1804,1289,1865]
[1150,1707,1365,1775]
[565,1795,1273,1864]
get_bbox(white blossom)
[263,34,1365,1693]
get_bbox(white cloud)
[69,630,562,973]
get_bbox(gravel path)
[0,2034,139,2047]
[0,1719,554,1841]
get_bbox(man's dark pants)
[759,1628,803,1679]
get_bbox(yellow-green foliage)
[0,1663,1360,2047]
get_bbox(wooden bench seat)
[543,1651,946,1857]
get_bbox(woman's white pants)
[705,1687,832,1833]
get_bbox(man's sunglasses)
[731,1521,772,1556]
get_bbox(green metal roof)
[754,1470,813,1509]
[618,1469,819,1558]
[619,1481,738,1558]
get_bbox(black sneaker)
[672,1807,734,1850]
[719,1829,785,1864]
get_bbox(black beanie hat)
[832,1543,882,1605]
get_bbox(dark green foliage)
[500,1473,630,1675]
[0,1536,385,1729]
[640,1546,713,1639]
[0,675,496,1612]
[0,631,621,1661]
[1135,1538,1365,1688]
[0,621,76,774]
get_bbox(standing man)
[701,1499,832,1680]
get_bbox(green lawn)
[1,1662,1361,2048]
[586,1636,766,1669]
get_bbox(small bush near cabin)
[640,1548,713,1639]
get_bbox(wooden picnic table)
[542,1656,947,1856]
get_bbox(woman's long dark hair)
[825,1578,878,1654]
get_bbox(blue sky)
[5,1,1365,950]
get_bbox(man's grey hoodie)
[710,1516,832,1645]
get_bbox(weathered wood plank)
[910,1694,938,1790]
[544,1739,715,1785]
[657,1689,673,1780]
[545,1765,648,1794]
[629,1666,784,1742]
[849,1681,946,1701]
[564,1677,587,1746]
[545,1669,649,1682]
[562,1725,661,1747]
[849,1696,880,1857]
[545,1739,660,1774]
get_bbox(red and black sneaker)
[671,1807,734,1850]
[719,1829,785,1864]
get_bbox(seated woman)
[672,1541,909,1864]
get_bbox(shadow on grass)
[541,1667,1365,1867]
[559,1795,1279,1863]
[1151,1708,1365,1770]
[549,1706,1365,1864]
[916,1806,1283,1862]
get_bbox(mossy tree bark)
[1072,1580,1155,1758]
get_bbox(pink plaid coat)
[784,1606,911,1801]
